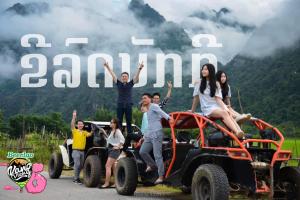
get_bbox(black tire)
[48,152,63,179]
[83,155,101,187]
[192,164,229,200]
[115,157,138,195]
[275,166,300,200]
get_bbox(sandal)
[101,184,110,188]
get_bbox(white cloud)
[0,0,298,80]
[0,0,163,77]
[241,0,300,57]
[145,0,297,62]
[144,0,284,26]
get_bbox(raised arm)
[165,81,172,98]
[133,62,144,84]
[71,110,76,131]
[103,61,117,83]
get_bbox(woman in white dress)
[102,118,125,188]
[190,64,245,139]
[216,70,251,123]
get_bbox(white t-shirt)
[227,85,232,98]
[193,80,223,116]
[107,129,125,147]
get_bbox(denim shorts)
[108,147,120,159]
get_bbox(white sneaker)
[236,114,251,123]
[245,113,252,118]
[154,178,164,184]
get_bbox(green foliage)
[94,106,115,121]
[0,132,64,164]
[0,43,299,137]
[8,112,69,138]
[221,42,300,136]
[0,109,7,132]
[93,106,144,127]
[132,107,143,127]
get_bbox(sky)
[0,0,299,79]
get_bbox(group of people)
[70,62,251,187]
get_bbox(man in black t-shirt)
[103,61,144,134]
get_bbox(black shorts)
[108,147,120,159]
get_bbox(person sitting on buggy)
[216,70,252,123]
[190,64,245,139]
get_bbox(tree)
[94,107,115,121]
[0,109,7,132]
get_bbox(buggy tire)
[48,152,63,179]
[115,157,138,195]
[83,155,101,187]
[275,166,300,200]
[192,164,229,200]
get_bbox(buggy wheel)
[83,155,101,187]
[48,152,63,179]
[192,164,229,200]
[275,166,300,200]
[115,157,138,195]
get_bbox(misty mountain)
[190,7,255,33]
[0,0,299,133]
[222,41,300,127]
[129,0,165,27]
[0,73,194,121]
[128,0,192,52]
[1,40,299,129]
[5,2,50,16]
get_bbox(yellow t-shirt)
[72,129,92,150]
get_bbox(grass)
[282,138,300,156]
[281,138,300,166]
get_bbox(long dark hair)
[200,63,217,97]
[216,70,229,100]
[111,118,120,138]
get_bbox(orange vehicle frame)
[163,112,291,194]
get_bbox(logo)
[7,158,32,191]
[4,152,47,194]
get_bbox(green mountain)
[0,43,299,136]
[222,41,300,130]
[0,74,194,121]
[0,0,299,137]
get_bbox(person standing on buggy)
[103,60,144,135]
[120,81,173,157]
